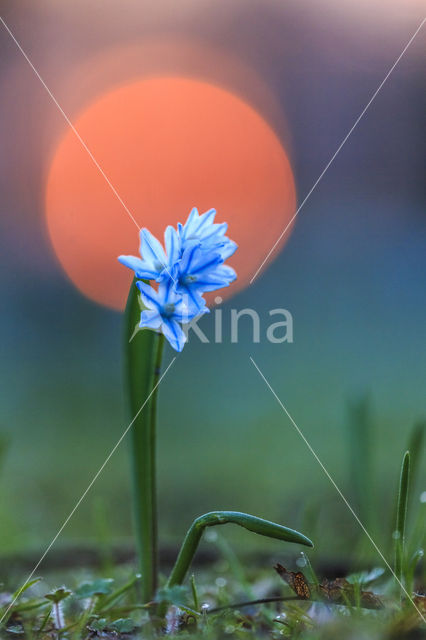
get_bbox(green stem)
[149,333,165,592]
[124,278,164,603]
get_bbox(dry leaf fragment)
[274,564,311,599]
[274,564,383,609]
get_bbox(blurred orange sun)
[45,76,296,310]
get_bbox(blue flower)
[178,207,237,261]
[173,241,236,313]
[118,207,238,351]
[136,281,205,352]
[118,226,179,282]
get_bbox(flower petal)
[180,207,199,240]
[161,318,187,352]
[172,292,207,321]
[190,252,223,275]
[139,228,167,266]
[164,225,180,265]
[155,279,175,306]
[195,208,216,232]
[179,241,202,274]
[199,221,227,241]
[174,302,209,323]
[218,239,238,260]
[180,286,207,315]
[139,309,162,330]
[136,281,161,311]
[180,264,236,294]
[214,264,237,282]
[189,276,231,292]
[118,255,146,272]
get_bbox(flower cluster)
[118,208,237,351]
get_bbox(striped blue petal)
[135,281,162,311]
[164,225,180,265]
[161,318,187,352]
[139,309,162,330]
[139,228,167,266]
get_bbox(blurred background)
[0,0,424,573]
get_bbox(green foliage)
[394,451,410,585]
[298,552,319,587]
[109,617,137,632]
[155,585,189,607]
[346,567,385,586]
[87,617,108,632]
[190,574,199,612]
[75,578,114,599]
[96,574,140,612]
[346,396,374,529]
[11,578,42,601]
[1,563,425,638]
[405,548,424,595]
[88,616,136,633]
[167,511,313,590]
[44,587,71,603]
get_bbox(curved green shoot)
[166,510,313,589]
[394,450,410,585]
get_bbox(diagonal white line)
[250,17,426,284]
[249,356,426,622]
[0,16,177,284]
[0,16,141,232]
[0,357,176,624]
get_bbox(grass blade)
[190,575,199,612]
[394,451,410,585]
[346,396,374,530]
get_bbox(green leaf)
[96,575,140,612]
[76,579,114,599]
[13,600,49,614]
[89,617,137,633]
[110,618,137,633]
[155,585,189,606]
[88,618,107,632]
[394,451,410,583]
[11,578,42,601]
[37,607,53,634]
[44,587,72,603]
[346,567,385,586]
